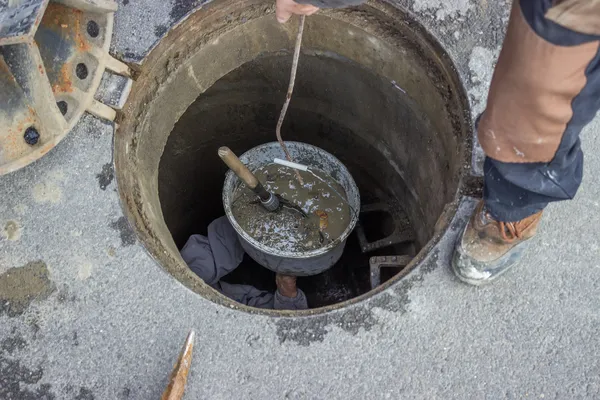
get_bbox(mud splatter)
[0,261,56,317]
[13,204,28,215]
[120,387,131,399]
[32,181,63,204]
[1,335,27,354]
[275,305,379,346]
[110,216,136,246]
[106,246,116,257]
[77,261,93,280]
[32,170,65,204]
[74,386,95,400]
[0,334,56,399]
[154,24,168,37]
[412,0,472,20]
[2,220,22,241]
[170,0,201,22]
[96,163,114,190]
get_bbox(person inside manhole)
[180,216,308,310]
[276,0,600,285]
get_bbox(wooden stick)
[218,147,274,203]
[161,330,195,400]
[218,147,259,189]
[276,15,305,186]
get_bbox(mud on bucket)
[223,142,360,276]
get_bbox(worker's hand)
[276,274,298,298]
[275,0,319,23]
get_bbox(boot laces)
[498,221,522,243]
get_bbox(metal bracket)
[355,202,416,253]
[0,0,131,175]
[369,255,412,289]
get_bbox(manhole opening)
[160,53,429,307]
[115,0,472,315]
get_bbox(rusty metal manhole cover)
[0,0,131,175]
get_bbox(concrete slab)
[2,0,600,398]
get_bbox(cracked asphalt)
[1,0,599,398]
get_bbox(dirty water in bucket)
[158,53,430,308]
[232,162,351,252]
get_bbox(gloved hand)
[275,273,299,298]
[275,0,319,23]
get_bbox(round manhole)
[114,0,472,315]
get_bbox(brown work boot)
[452,200,543,286]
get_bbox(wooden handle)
[218,147,259,189]
[161,330,195,400]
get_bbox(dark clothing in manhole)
[180,217,308,310]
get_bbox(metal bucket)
[223,142,360,276]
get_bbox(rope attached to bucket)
[276,15,305,186]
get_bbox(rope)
[276,15,306,186]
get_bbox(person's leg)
[180,216,245,286]
[180,217,271,305]
[453,0,600,285]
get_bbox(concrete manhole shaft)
[114,0,472,315]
